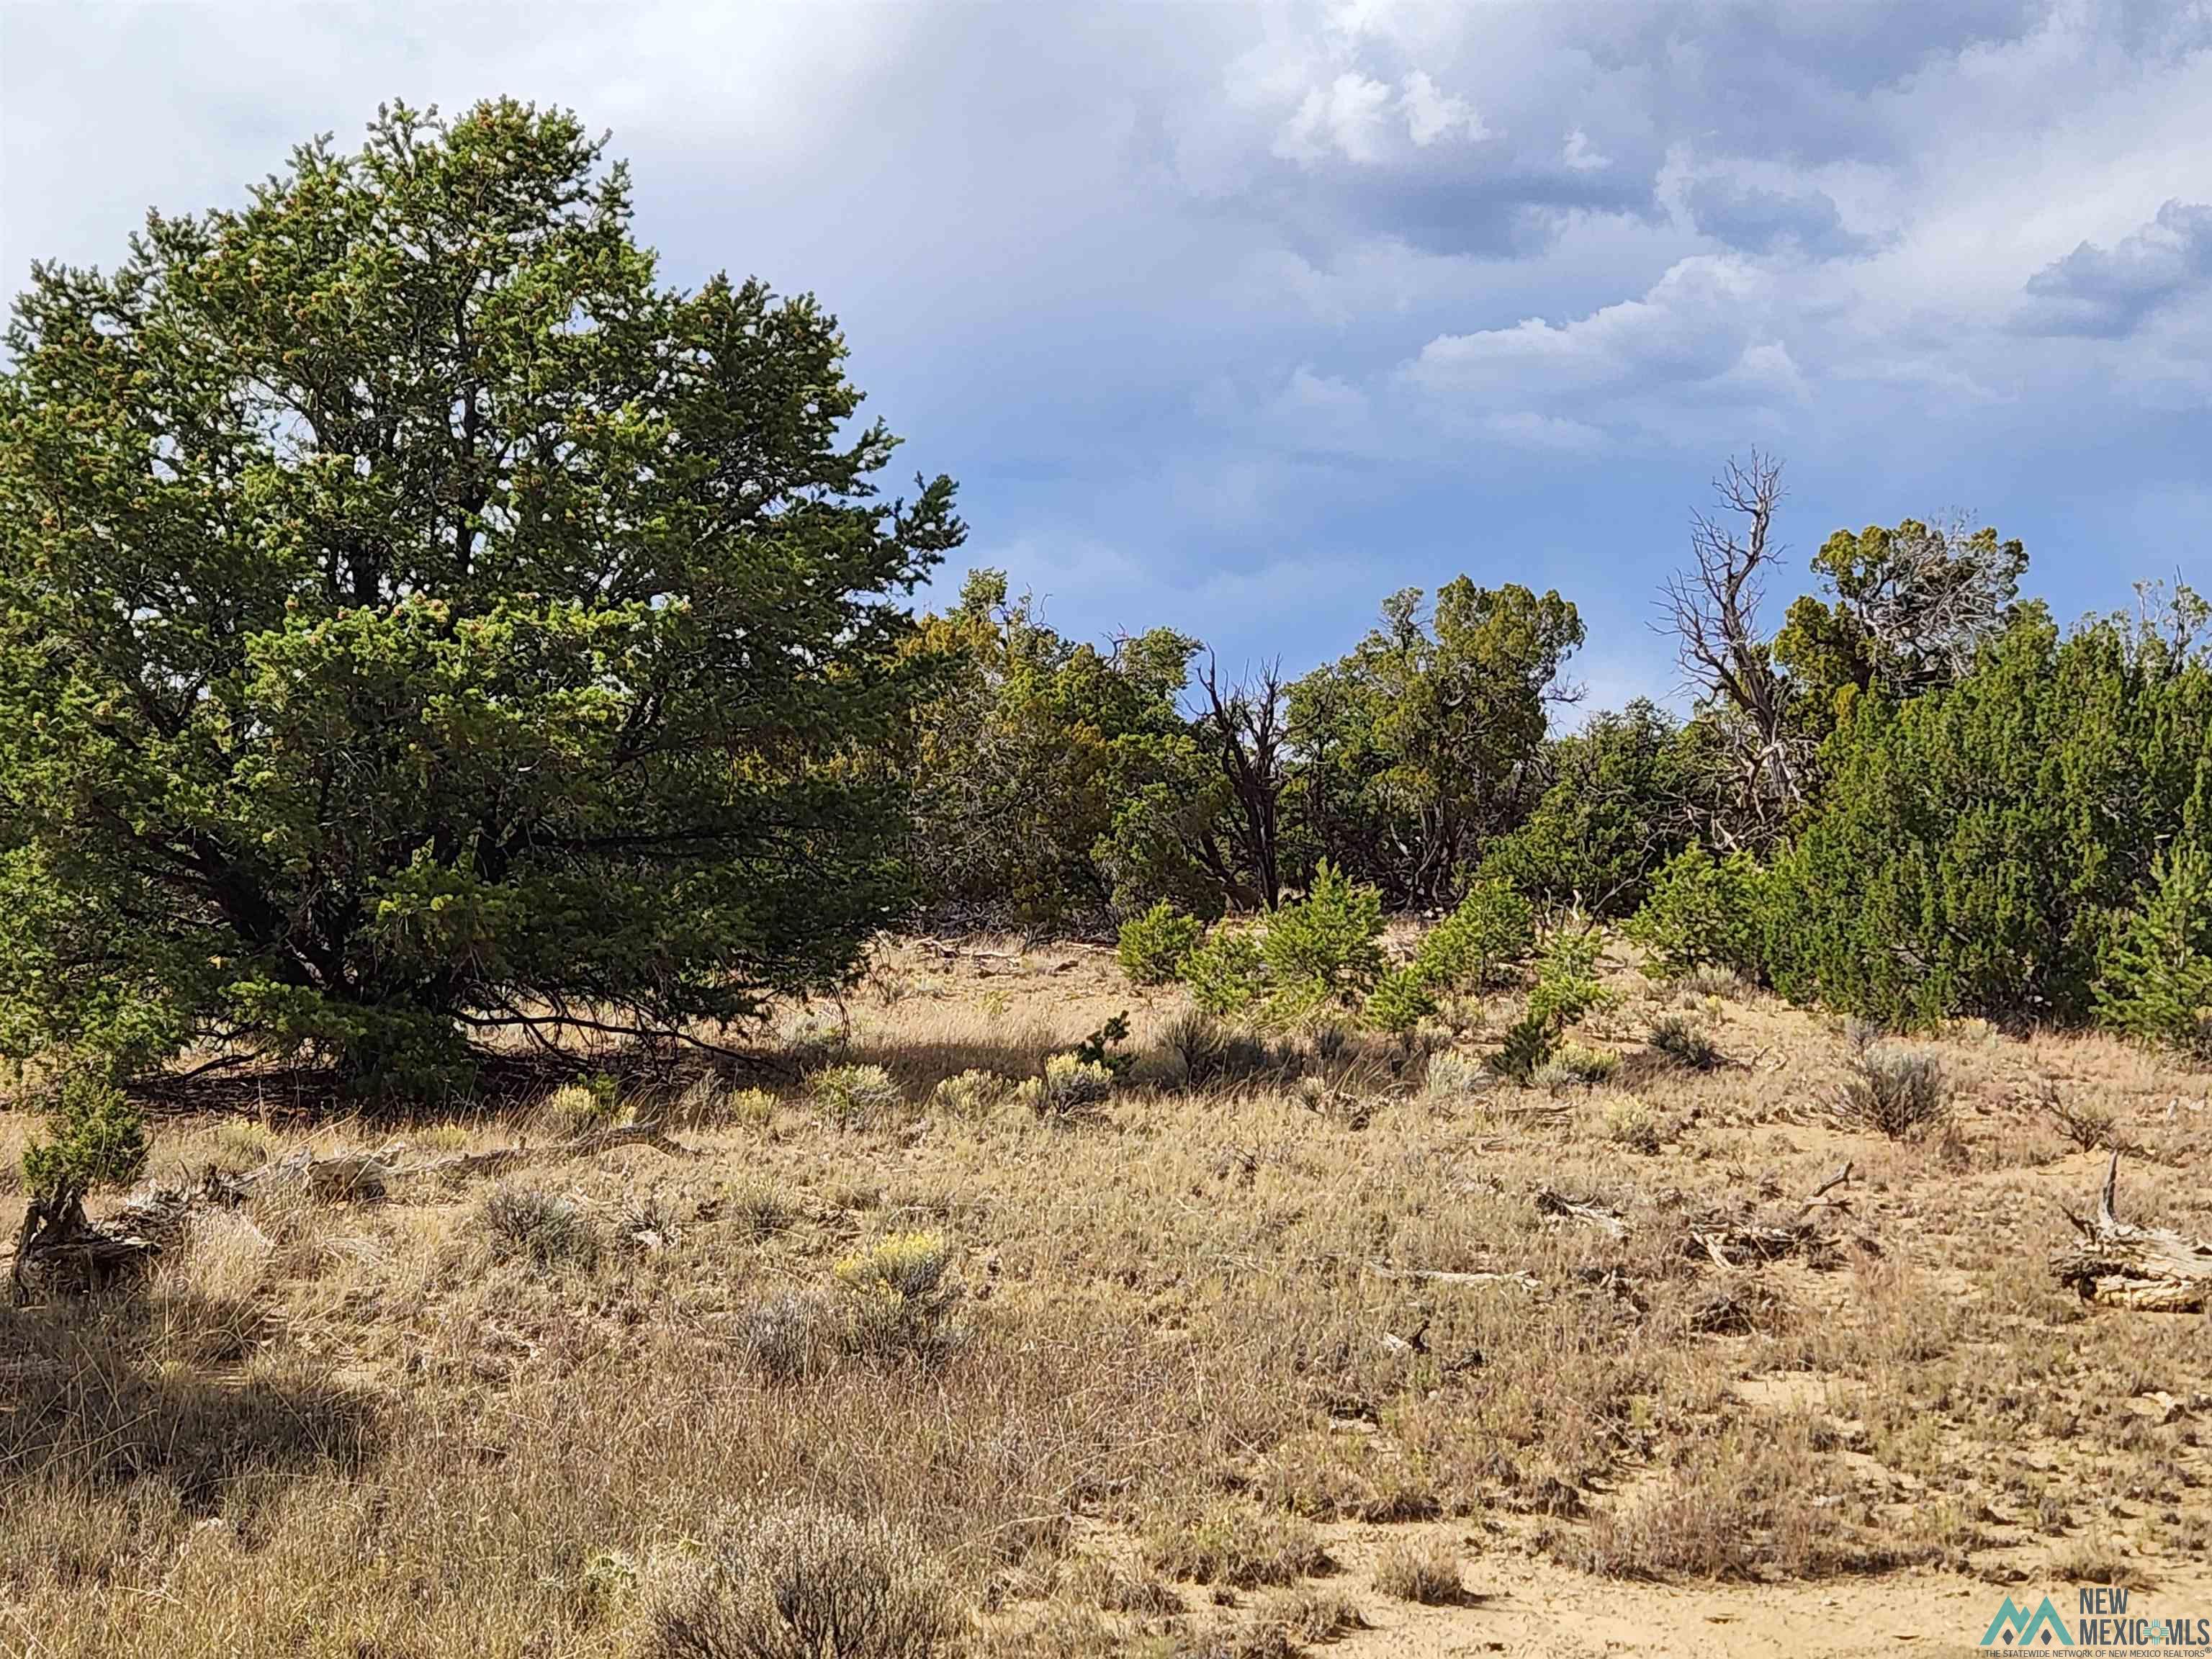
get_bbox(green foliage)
[0,102,960,1090]
[2095,842,2212,1058]
[1179,925,1267,1019]
[1488,1012,1557,1084]
[1491,926,1614,1082]
[904,571,1213,927]
[1527,927,1613,1030]
[1362,966,1437,1037]
[1019,1053,1115,1119]
[1411,878,1534,994]
[1118,902,1205,986]
[1626,847,1770,982]
[1261,860,1385,1017]
[1776,518,2028,733]
[1289,580,1584,908]
[1480,701,1719,916]
[1764,593,2212,1027]
[811,1064,906,1129]
[21,1065,148,1200]
[1073,1012,1136,1077]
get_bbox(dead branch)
[1535,1189,1630,1239]
[2052,1152,2212,1312]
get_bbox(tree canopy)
[0,101,961,1087]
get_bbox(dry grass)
[2,937,2210,1653]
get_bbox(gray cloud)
[2020,199,2212,337]
[1681,176,1866,258]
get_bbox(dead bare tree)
[1658,451,1809,836]
[1195,654,1288,910]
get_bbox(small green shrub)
[1118,902,1205,986]
[1180,925,1267,1018]
[1488,1011,1555,1083]
[811,1064,905,1129]
[2095,842,2212,1059]
[21,1066,148,1201]
[1362,965,1437,1038]
[1414,878,1535,993]
[1074,1012,1136,1077]
[1627,845,1769,982]
[1647,1012,1722,1071]
[1528,927,1613,1029]
[1531,1040,1617,1092]
[1262,860,1385,1015]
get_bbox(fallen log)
[2053,1152,2212,1313]
[10,1189,166,1303]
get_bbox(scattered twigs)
[2052,1151,2212,1312]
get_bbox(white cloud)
[1399,70,1485,147]
[1562,127,1612,171]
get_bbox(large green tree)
[0,102,961,1087]
[1289,579,1583,908]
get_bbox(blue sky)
[5,1,2210,709]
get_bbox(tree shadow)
[0,1295,379,1516]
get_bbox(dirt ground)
[1,933,2208,1657]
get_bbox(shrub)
[1528,927,1613,1030]
[1362,966,1437,1038]
[21,1066,148,1202]
[1834,1038,1951,1140]
[1180,925,1267,1019]
[1424,1048,1488,1101]
[735,1292,837,1383]
[1118,902,1205,986]
[835,1231,953,1302]
[480,1184,600,1270]
[1488,1011,1557,1084]
[1261,860,1385,1016]
[1647,1012,1722,1071]
[835,1231,963,1366]
[1413,878,1535,993]
[539,1075,624,1136]
[639,1499,953,1659]
[928,1069,1012,1118]
[1161,1008,1283,1087]
[1372,1539,1461,1604]
[1761,600,2212,1028]
[1627,846,1768,982]
[1018,1053,1115,1119]
[2095,842,2212,1059]
[1531,1040,1618,1092]
[1073,1013,1136,1077]
[1143,1501,1330,1589]
[1602,1094,1663,1152]
[811,1064,905,1129]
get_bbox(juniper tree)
[0,101,962,1090]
